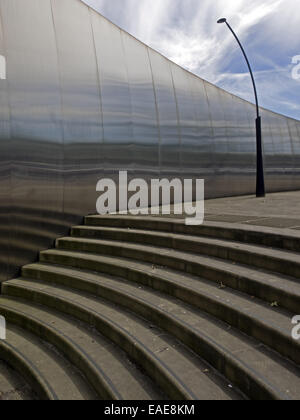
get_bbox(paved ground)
[157,190,300,230]
[204,191,300,229]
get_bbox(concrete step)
[1,225,60,246]
[0,297,163,400]
[0,323,96,400]
[29,255,300,366]
[14,212,70,234]
[4,275,300,400]
[55,235,300,314]
[1,280,244,401]
[2,213,300,400]
[70,226,300,279]
[85,215,300,252]
[26,257,300,316]
[0,359,37,400]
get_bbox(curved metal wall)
[0,0,299,281]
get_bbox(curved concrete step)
[0,360,36,400]
[2,214,299,400]
[54,235,300,314]
[1,281,243,401]
[85,215,300,252]
[0,298,163,400]
[16,213,69,234]
[3,276,300,400]
[3,225,59,245]
[0,323,96,400]
[25,256,300,366]
[68,227,300,279]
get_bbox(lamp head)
[217,18,227,24]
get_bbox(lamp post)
[217,18,265,197]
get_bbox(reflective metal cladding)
[0,0,299,281]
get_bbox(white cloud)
[83,0,300,119]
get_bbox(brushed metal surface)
[0,0,299,280]
[148,48,180,176]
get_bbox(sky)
[83,0,300,121]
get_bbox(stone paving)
[204,191,300,229]
[159,191,300,230]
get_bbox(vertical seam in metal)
[147,48,162,176]
[203,81,217,177]
[49,0,67,219]
[86,6,105,171]
[120,30,134,170]
[88,6,105,151]
[169,63,183,173]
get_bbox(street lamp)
[217,18,265,198]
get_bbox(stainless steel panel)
[204,82,230,196]
[244,101,257,189]
[177,73,215,182]
[294,120,300,188]
[287,118,300,188]
[0,0,64,277]
[223,95,256,195]
[90,9,133,171]
[236,99,256,155]
[268,112,288,191]
[121,33,159,175]
[278,115,294,189]
[0,0,299,281]
[187,73,215,189]
[260,109,278,192]
[171,63,199,179]
[0,12,11,281]
[148,49,180,176]
[51,0,103,222]
[261,108,275,160]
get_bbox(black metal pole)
[256,116,265,197]
[218,19,265,197]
